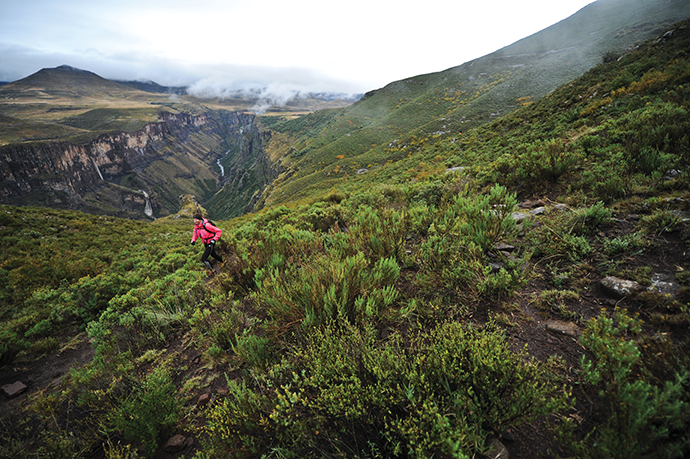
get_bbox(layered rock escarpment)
[0,111,276,219]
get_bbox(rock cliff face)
[0,111,274,219]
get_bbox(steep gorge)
[0,111,273,220]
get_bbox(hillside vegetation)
[254,0,690,210]
[2,18,690,459]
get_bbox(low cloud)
[188,79,315,114]
[0,44,368,113]
[186,74,365,114]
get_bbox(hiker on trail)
[190,211,224,272]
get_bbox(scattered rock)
[600,276,644,298]
[520,200,535,209]
[197,393,211,406]
[482,437,510,459]
[489,262,504,273]
[511,212,530,222]
[536,199,546,207]
[553,203,569,212]
[664,169,681,180]
[529,207,546,216]
[217,387,229,396]
[2,381,27,398]
[357,168,368,174]
[546,320,580,338]
[184,436,195,448]
[493,243,515,252]
[648,273,679,296]
[165,434,187,453]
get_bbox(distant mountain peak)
[49,65,95,75]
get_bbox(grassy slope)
[258,0,690,207]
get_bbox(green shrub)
[345,205,409,262]
[254,252,400,332]
[0,326,28,366]
[416,185,524,300]
[108,366,181,457]
[442,184,518,252]
[511,139,580,188]
[232,329,271,369]
[640,209,681,234]
[569,309,690,458]
[201,321,570,458]
[603,232,647,255]
[531,289,579,320]
[567,201,611,235]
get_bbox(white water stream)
[140,190,154,219]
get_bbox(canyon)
[0,110,275,220]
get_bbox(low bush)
[108,366,181,457]
[201,321,570,458]
[254,252,400,333]
[567,309,690,458]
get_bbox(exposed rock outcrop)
[0,111,274,220]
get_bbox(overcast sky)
[1,0,595,98]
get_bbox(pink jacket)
[191,218,222,245]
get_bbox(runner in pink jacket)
[191,211,224,272]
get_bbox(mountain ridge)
[251,0,690,211]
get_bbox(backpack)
[202,219,219,237]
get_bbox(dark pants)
[202,243,223,270]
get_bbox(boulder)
[511,212,530,222]
[2,381,27,398]
[164,434,187,453]
[197,393,211,406]
[600,276,644,298]
[493,243,515,252]
[546,320,580,338]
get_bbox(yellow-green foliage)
[202,321,569,458]
[568,309,690,458]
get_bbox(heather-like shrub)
[201,321,569,458]
[108,366,181,457]
[568,309,690,458]
[567,201,611,235]
[254,252,400,332]
[416,185,524,301]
